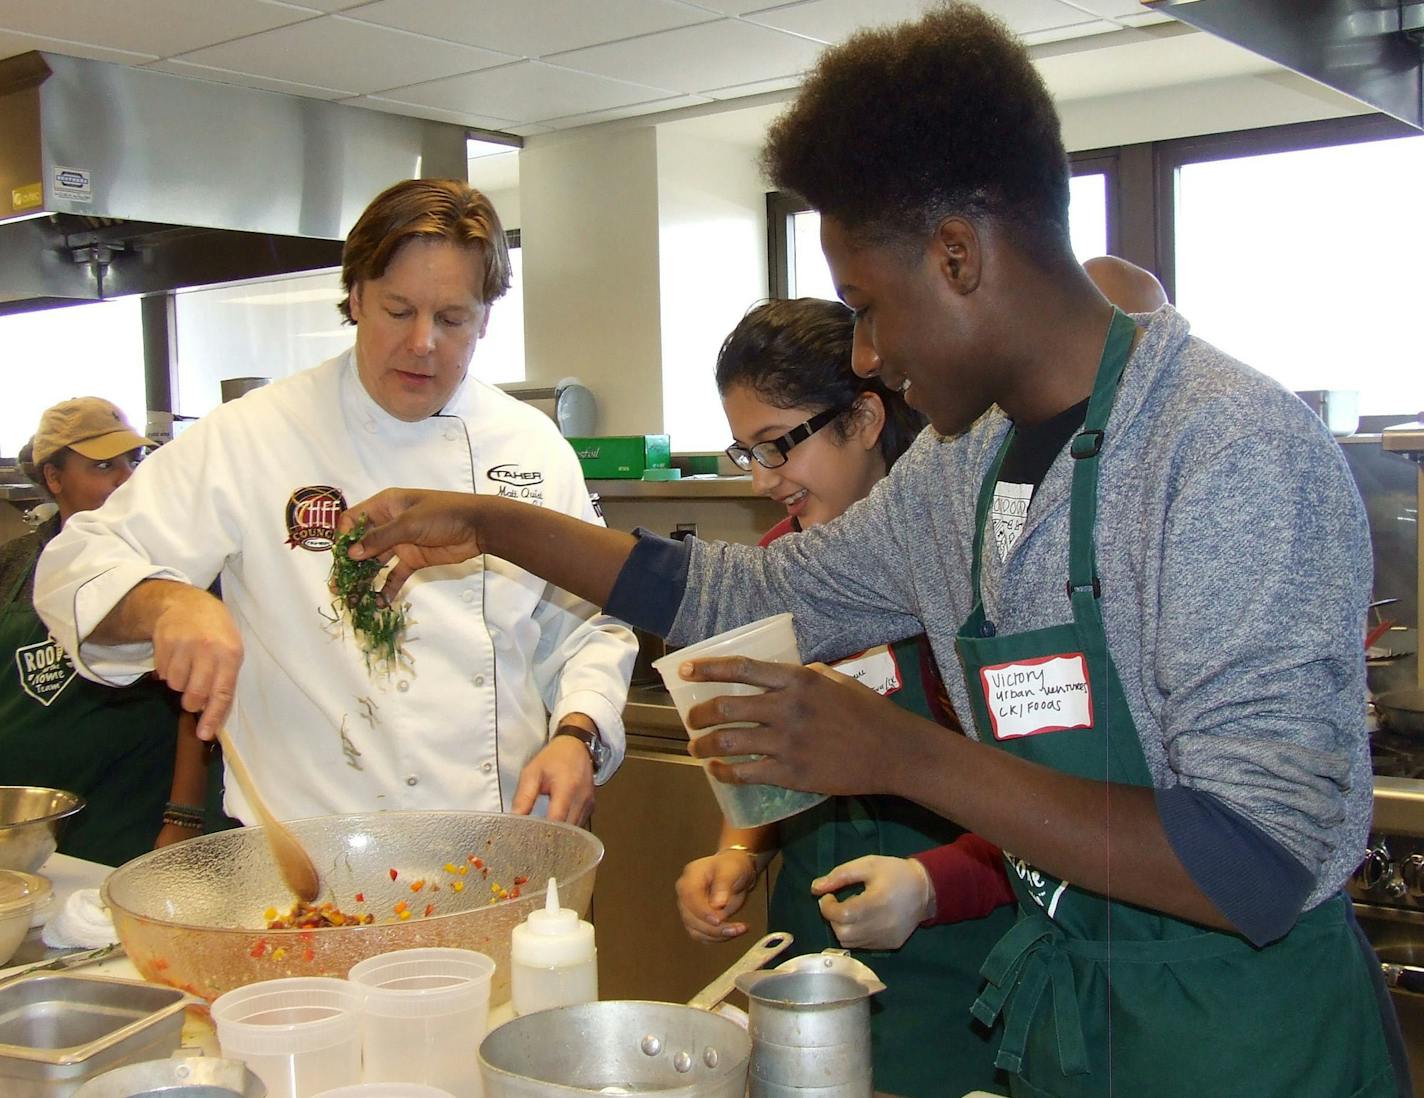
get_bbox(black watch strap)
[553,724,607,769]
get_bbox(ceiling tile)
[1020,18,1116,46]
[1113,10,1173,27]
[503,121,555,137]
[172,14,516,95]
[0,0,315,59]
[287,0,373,10]
[546,19,825,96]
[345,0,719,59]
[146,58,354,99]
[743,0,939,45]
[979,0,1118,34]
[538,92,712,129]
[688,1,806,13]
[381,59,677,125]
[0,29,156,65]
[346,92,520,131]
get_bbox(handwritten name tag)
[980,653,1092,740]
[830,645,903,698]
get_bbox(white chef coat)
[34,350,636,823]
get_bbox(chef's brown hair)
[338,179,512,323]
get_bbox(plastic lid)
[523,877,577,935]
[641,467,682,481]
[0,870,48,916]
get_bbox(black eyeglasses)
[725,406,846,471]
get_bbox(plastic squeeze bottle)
[510,876,598,1015]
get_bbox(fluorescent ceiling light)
[467,135,521,160]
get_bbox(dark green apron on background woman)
[0,523,179,866]
[775,634,1016,1098]
[955,308,1398,1097]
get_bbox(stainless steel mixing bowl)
[0,786,85,872]
[102,811,602,1005]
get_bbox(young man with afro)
[338,5,1405,1094]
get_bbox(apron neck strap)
[968,306,1138,612]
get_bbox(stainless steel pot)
[479,932,790,1098]
[1376,688,1424,737]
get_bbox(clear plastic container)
[510,878,597,1016]
[347,948,494,1098]
[211,976,362,1098]
[653,613,828,828]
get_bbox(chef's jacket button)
[481,762,493,774]
[474,675,485,687]
[445,429,460,442]
[397,679,410,692]
[461,589,476,603]
[406,774,419,786]
[364,420,378,434]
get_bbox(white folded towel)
[41,888,119,949]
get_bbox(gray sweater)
[670,306,1372,914]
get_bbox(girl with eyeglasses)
[676,297,1016,1098]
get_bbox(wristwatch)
[553,724,610,771]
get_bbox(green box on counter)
[566,435,672,479]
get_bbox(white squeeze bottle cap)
[511,877,596,968]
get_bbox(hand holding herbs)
[329,516,408,672]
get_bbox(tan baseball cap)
[32,397,154,465]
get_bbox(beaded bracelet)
[161,812,203,831]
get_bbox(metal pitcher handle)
[686,930,794,1011]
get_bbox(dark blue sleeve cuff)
[1156,784,1314,947]
[603,528,691,637]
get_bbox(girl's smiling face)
[722,383,887,528]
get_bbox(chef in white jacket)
[34,178,636,826]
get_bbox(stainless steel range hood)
[0,51,469,315]
[1145,1,1424,131]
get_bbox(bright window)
[786,175,1110,298]
[0,299,147,458]
[1174,134,1424,414]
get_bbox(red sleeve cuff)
[912,833,1015,924]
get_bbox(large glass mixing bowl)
[102,811,602,1005]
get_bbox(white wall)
[520,127,663,435]
[655,126,768,453]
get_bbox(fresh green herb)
[329,516,407,672]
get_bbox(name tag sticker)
[980,652,1092,740]
[829,644,903,697]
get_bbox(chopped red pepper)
[410,879,426,892]
[513,875,529,886]
[354,892,365,903]
[303,947,315,963]
[250,939,267,959]
[389,868,399,881]
[423,903,435,917]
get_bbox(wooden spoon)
[216,727,321,904]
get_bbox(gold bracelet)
[719,843,771,874]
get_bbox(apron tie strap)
[973,911,1090,1077]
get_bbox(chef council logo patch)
[285,485,348,551]
[15,635,76,706]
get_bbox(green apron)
[954,308,1398,1097]
[774,634,1016,1098]
[0,537,179,866]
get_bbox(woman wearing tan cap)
[0,397,208,864]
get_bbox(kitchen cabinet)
[590,719,773,1003]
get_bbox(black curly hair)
[715,298,925,469]
[762,3,1071,259]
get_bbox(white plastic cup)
[212,977,362,1098]
[313,1086,457,1098]
[653,612,828,828]
[348,948,495,1098]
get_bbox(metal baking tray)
[0,972,191,1097]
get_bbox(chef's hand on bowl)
[339,489,487,604]
[512,735,595,825]
[676,850,757,943]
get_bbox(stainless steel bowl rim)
[0,785,86,828]
[101,810,603,938]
